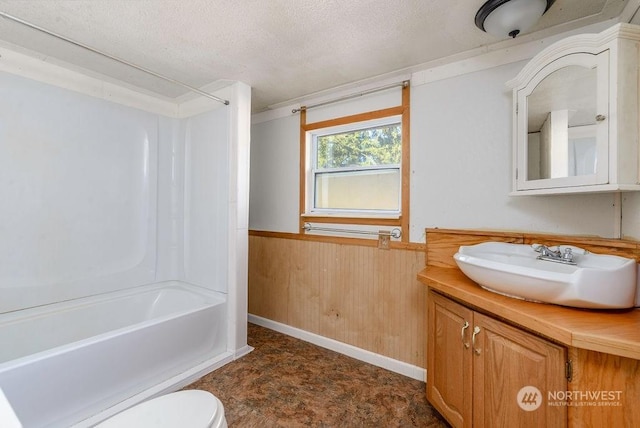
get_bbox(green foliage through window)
[316,124,401,169]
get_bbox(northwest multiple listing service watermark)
[517,386,623,411]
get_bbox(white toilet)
[96,390,228,428]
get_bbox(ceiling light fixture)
[475,0,556,39]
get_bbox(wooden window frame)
[299,84,410,242]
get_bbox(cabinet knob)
[461,321,470,349]
[472,326,481,355]
[596,114,606,122]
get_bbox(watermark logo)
[547,390,623,407]
[517,386,542,411]
[516,386,623,411]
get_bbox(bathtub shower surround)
[0,282,226,428]
[0,72,161,312]
[0,65,250,426]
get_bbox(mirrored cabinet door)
[508,24,640,195]
[515,51,609,191]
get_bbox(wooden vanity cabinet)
[427,290,568,427]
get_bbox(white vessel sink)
[453,242,638,309]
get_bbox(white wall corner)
[226,81,252,355]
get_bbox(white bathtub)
[0,281,230,428]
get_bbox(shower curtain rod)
[0,11,230,106]
[292,80,409,114]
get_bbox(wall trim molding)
[248,314,426,382]
[251,21,613,124]
[249,229,426,251]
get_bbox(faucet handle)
[558,245,589,256]
[532,244,555,256]
[531,243,546,253]
[562,247,573,261]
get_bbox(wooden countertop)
[418,266,640,361]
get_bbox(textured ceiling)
[0,0,637,112]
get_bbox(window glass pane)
[316,124,401,169]
[315,169,400,210]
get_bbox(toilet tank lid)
[96,390,223,428]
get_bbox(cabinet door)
[568,347,640,427]
[427,291,473,428]
[472,312,567,428]
[514,50,610,192]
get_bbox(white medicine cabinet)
[507,24,640,195]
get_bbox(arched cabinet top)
[507,23,640,90]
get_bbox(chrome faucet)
[532,244,577,265]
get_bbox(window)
[310,118,401,215]
[299,82,410,240]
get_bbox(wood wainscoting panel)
[248,235,292,324]
[248,234,427,368]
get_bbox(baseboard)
[234,344,254,359]
[248,314,426,382]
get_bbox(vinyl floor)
[185,323,449,427]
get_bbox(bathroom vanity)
[418,229,640,428]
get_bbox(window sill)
[303,212,400,218]
[301,213,402,226]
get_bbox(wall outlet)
[378,233,390,250]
